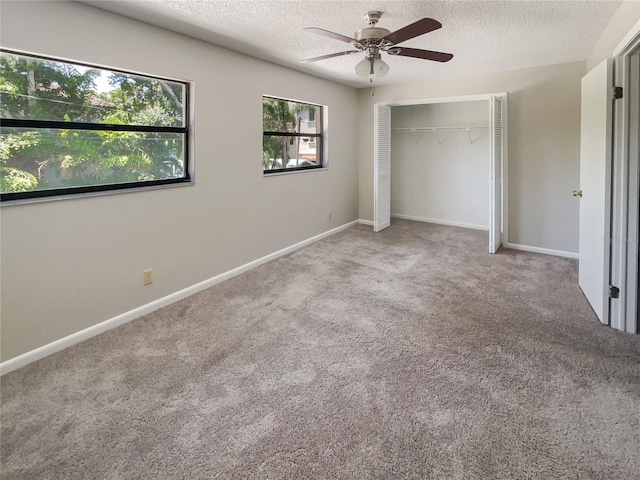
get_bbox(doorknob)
[573,190,583,197]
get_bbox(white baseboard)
[503,242,578,259]
[0,220,359,376]
[358,219,374,226]
[360,217,577,259]
[391,213,489,231]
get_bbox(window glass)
[0,50,190,200]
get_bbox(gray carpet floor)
[2,220,640,479]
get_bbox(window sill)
[263,168,328,177]
[0,179,194,206]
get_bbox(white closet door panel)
[579,58,613,324]
[375,104,391,232]
[489,96,503,253]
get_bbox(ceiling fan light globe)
[355,57,372,77]
[372,58,389,78]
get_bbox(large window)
[263,96,323,174]
[0,50,190,201]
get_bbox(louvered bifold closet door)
[489,96,503,253]
[374,104,391,232]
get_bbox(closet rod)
[391,126,489,133]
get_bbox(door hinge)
[612,86,623,100]
[609,285,620,298]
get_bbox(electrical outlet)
[143,269,153,285]
[328,211,332,221]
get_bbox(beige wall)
[358,61,585,253]
[390,101,490,229]
[587,1,640,71]
[0,1,359,361]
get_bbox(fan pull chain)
[370,76,374,96]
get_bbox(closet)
[391,101,489,229]
[374,95,505,253]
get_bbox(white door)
[374,104,391,232]
[489,96,503,253]
[579,58,614,324]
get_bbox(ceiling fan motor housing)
[355,27,392,45]
[355,11,392,47]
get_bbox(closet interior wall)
[390,101,490,230]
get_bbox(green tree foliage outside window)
[0,51,189,198]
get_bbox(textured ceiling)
[85,0,622,88]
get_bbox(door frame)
[373,92,509,246]
[610,22,640,333]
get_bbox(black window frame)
[263,96,323,175]
[0,49,191,202]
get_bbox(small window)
[0,50,190,201]
[263,96,323,173]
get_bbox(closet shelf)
[391,126,489,133]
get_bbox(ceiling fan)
[301,11,453,81]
